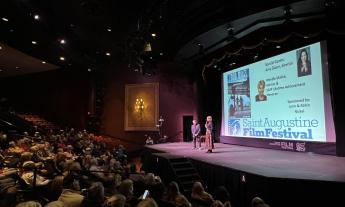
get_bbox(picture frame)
[124,83,159,131]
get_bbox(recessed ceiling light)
[34,14,40,20]
[87,68,92,72]
[2,17,9,22]
[159,52,163,56]
[60,56,65,61]
[0,46,2,50]
[276,45,281,49]
[15,66,20,69]
[107,28,111,32]
[0,69,3,72]
[42,61,46,64]
[31,41,37,45]
[106,52,111,56]
[151,33,156,37]
[60,39,66,44]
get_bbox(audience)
[1,114,274,207]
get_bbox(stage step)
[168,157,203,195]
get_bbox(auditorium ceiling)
[0,0,338,77]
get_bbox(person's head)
[118,179,134,197]
[137,198,158,207]
[299,49,309,64]
[105,194,126,207]
[15,201,42,207]
[62,174,80,191]
[192,181,205,195]
[167,181,180,197]
[87,182,105,203]
[213,186,230,203]
[257,80,265,95]
[251,196,265,207]
[192,120,198,125]
[44,201,65,207]
[207,116,212,122]
[211,200,225,207]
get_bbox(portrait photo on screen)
[297,47,312,77]
[255,80,267,102]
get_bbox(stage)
[143,142,345,207]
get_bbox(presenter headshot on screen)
[255,80,267,102]
[297,48,312,77]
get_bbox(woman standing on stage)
[205,116,213,153]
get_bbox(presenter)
[205,116,213,153]
[191,119,201,149]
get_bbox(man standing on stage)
[205,116,213,153]
[191,119,201,149]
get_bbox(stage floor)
[145,142,345,182]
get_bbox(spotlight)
[31,41,37,45]
[106,52,111,56]
[60,39,66,44]
[60,56,65,61]
[34,14,40,20]
[107,28,112,32]
[151,33,156,37]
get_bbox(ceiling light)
[276,45,281,49]
[60,39,66,44]
[16,66,20,69]
[34,14,40,20]
[151,33,156,37]
[159,52,163,56]
[60,56,65,61]
[42,61,46,64]
[0,69,3,72]
[31,41,37,45]
[87,68,92,72]
[2,17,9,22]
[107,28,111,32]
[106,52,111,56]
[0,46,2,50]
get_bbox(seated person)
[58,175,84,207]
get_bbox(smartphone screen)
[142,190,149,199]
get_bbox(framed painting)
[124,83,159,131]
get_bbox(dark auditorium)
[1,1,345,207]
